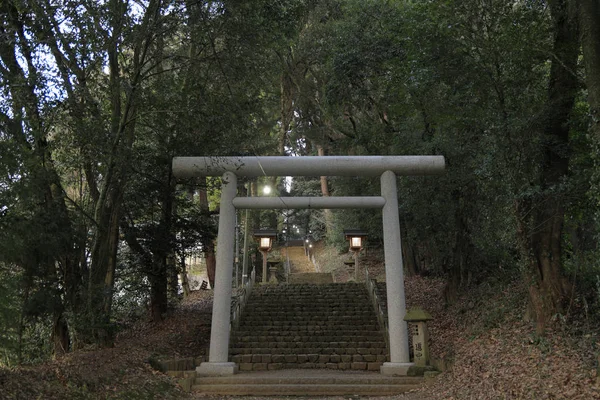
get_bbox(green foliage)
[0,264,20,367]
[1,0,599,364]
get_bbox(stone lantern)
[403,308,433,367]
[343,229,367,281]
[253,229,277,283]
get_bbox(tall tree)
[515,0,580,332]
[578,0,600,199]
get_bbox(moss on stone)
[403,307,433,322]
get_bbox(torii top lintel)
[172,156,445,178]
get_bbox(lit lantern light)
[253,229,278,283]
[344,229,367,252]
[343,229,368,281]
[259,237,272,251]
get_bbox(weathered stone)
[408,365,436,376]
[252,363,268,371]
[351,362,367,370]
[352,355,364,362]
[329,355,341,363]
[177,377,194,392]
[239,363,253,371]
[308,354,319,362]
[272,355,285,363]
[297,354,309,363]
[367,362,383,371]
[251,354,262,363]
[326,363,338,369]
[261,354,272,363]
[318,355,330,363]
[363,355,377,362]
[424,371,441,379]
[357,348,370,355]
[284,355,297,362]
[341,355,352,362]
[268,363,284,370]
[338,362,351,370]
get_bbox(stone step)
[237,361,384,372]
[234,335,384,342]
[240,318,378,330]
[245,306,373,310]
[192,370,422,395]
[229,282,389,371]
[240,318,376,324]
[253,294,368,296]
[241,310,374,315]
[230,347,387,355]
[193,382,420,396]
[232,354,388,364]
[234,331,380,337]
[233,341,387,349]
[248,299,370,304]
[195,370,414,385]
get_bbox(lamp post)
[344,229,367,281]
[253,229,278,283]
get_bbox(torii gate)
[172,156,445,376]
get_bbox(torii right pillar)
[380,170,413,375]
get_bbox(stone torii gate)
[172,156,445,376]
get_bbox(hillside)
[1,266,599,399]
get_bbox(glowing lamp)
[344,229,367,252]
[253,229,278,283]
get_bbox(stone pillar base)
[196,362,238,376]
[380,362,414,376]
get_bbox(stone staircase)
[192,369,422,395]
[189,281,426,396]
[284,245,314,273]
[229,282,388,371]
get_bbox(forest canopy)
[1,0,599,365]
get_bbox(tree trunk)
[517,0,579,333]
[168,255,179,300]
[89,193,122,344]
[52,313,70,357]
[401,222,419,277]
[149,160,176,321]
[444,193,472,305]
[317,146,334,234]
[149,256,168,322]
[578,0,600,193]
[180,254,191,298]
[579,0,600,135]
[279,68,295,156]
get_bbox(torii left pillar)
[196,172,239,376]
